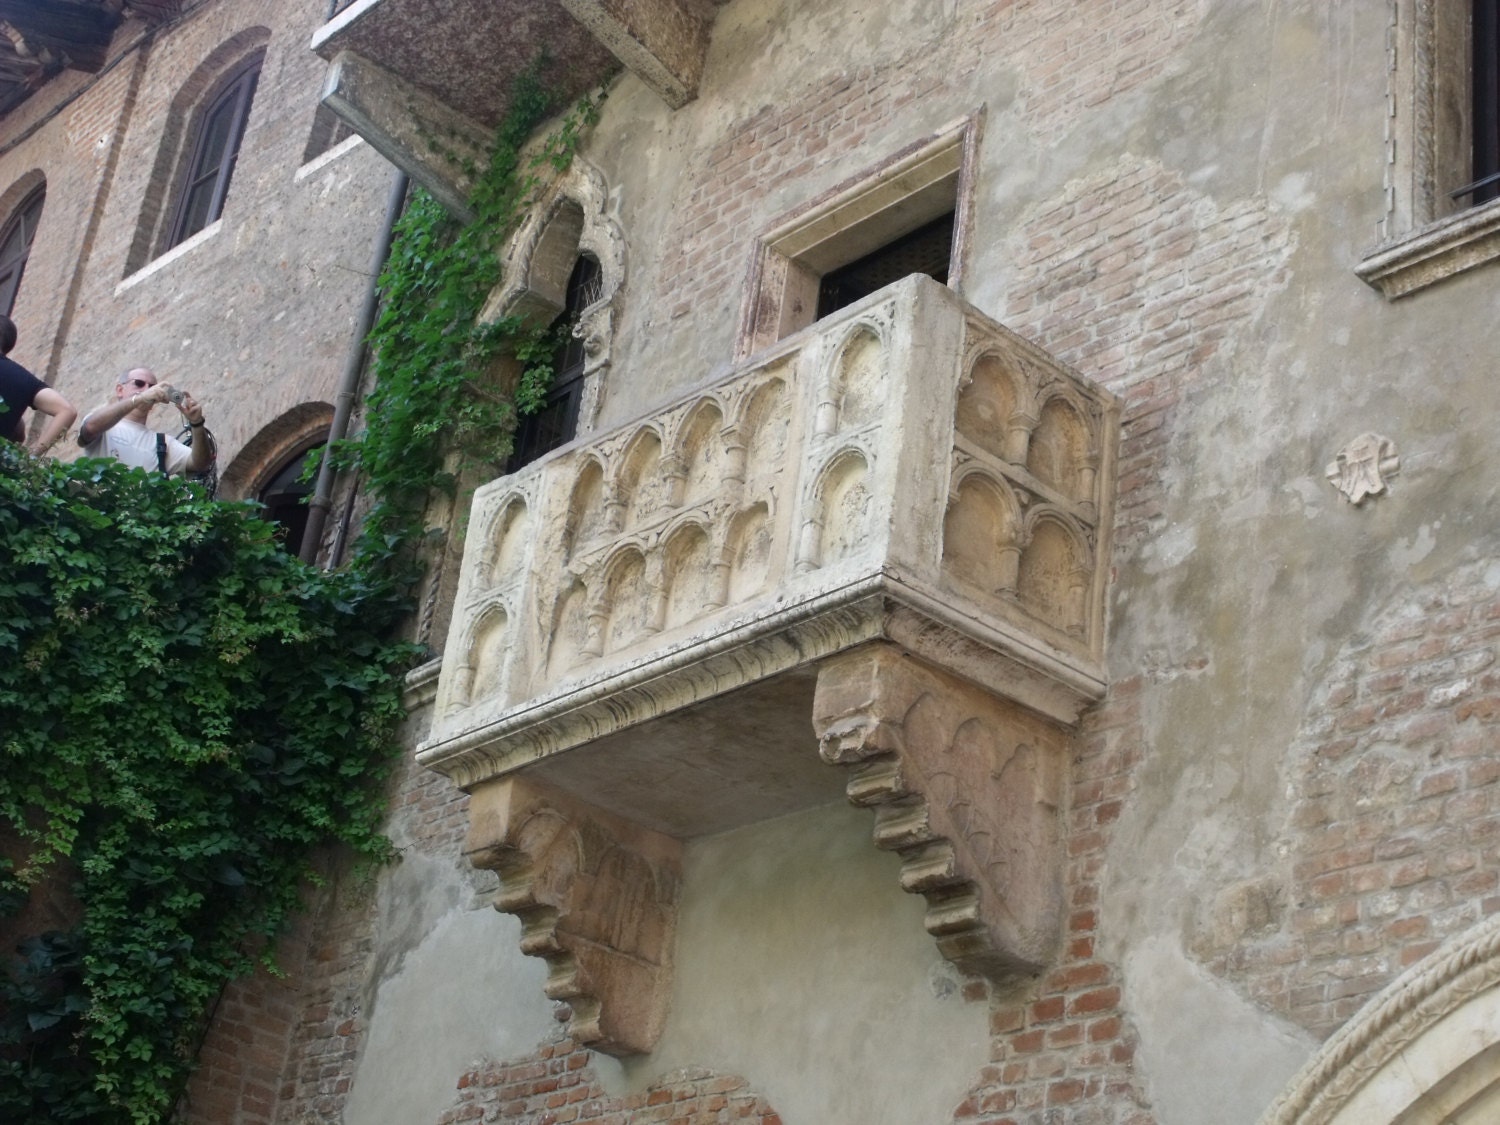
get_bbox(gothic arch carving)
[483,496,531,589]
[943,469,1024,597]
[1017,511,1090,635]
[1027,391,1093,502]
[484,158,625,436]
[956,350,1034,464]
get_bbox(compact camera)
[166,387,187,406]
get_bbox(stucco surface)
[606,801,990,1123]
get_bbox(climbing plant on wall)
[334,67,602,576]
[0,67,601,1125]
[0,452,413,1123]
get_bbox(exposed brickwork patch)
[440,1043,781,1125]
[1200,562,1500,1037]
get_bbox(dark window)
[816,211,955,320]
[508,255,601,472]
[170,61,260,248]
[1472,0,1500,205]
[0,187,44,317]
[259,444,321,556]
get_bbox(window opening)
[0,187,44,317]
[817,211,955,319]
[1466,0,1500,205]
[258,443,321,556]
[508,255,601,472]
[171,61,260,248]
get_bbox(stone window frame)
[480,157,626,444]
[124,27,271,277]
[735,110,984,358]
[1357,0,1500,298]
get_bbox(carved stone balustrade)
[421,275,1119,1055]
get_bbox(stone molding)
[464,775,681,1056]
[1260,912,1500,1124]
[1355,198,1500,299]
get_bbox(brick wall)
[1198,561,1500,1037]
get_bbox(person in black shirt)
[0,315,75,455]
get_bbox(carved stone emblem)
[1326,433,1400,505]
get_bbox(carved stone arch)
[484,158,625,435]
[218,402,334,501]
[460,600,512,710]
[672,397,725,508]
[956,349,1037,465]
[601,545,652,653]
[546,576,593,675]
[736,374,791,483]
[483,495,531,589]
[1017,510,1090,635]
[615,426,667,531]
[796,446,873,572]
[125,26,272,274]
[564,456,608,558]
[724,501,774,604]
[815,321,888,436]
[1263,913,1500,1125]
[661,520,716,629]
[1027,389,1095,503]
[943,467,1024,597]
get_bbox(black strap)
[156,432,167,475]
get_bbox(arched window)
[0,187,44,316]
[257,442,321,557]
[169,59,260,249]
[508,254,601,472]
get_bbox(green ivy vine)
[0,65,600,1124]
[336,67,602,575]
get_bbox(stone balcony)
[419,275,1119,1055]
[311,0,714,217]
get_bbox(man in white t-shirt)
[78,368,209,476]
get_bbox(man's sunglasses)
[128,378,154,389]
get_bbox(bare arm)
[26,387,77,456]
[177,392,209,473]
[79,392,148,445]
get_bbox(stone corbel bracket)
[320,50,489,222]
[464,775,682,1056]
[812,644,1068,979]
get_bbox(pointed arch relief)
[725,502,773,605]
[1017,514,1088,635]
[466,604,512,707]
[739,374,791,483]
[1027,393,1093,503]
[1263,913,1500,1125]
[821,324,886,434]
[486,497,531,588]
[603,547,652,653]
[617,428,667,531]
[956,351,1029,464]
[676,398,725,508]
[564,457,608,559]
[662,523,716,630]
[546,579,592,677]
[942,470,1022,597]
[808,450,873,570]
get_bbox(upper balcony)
[417,276,1119,1055]
[311,0,715,217]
